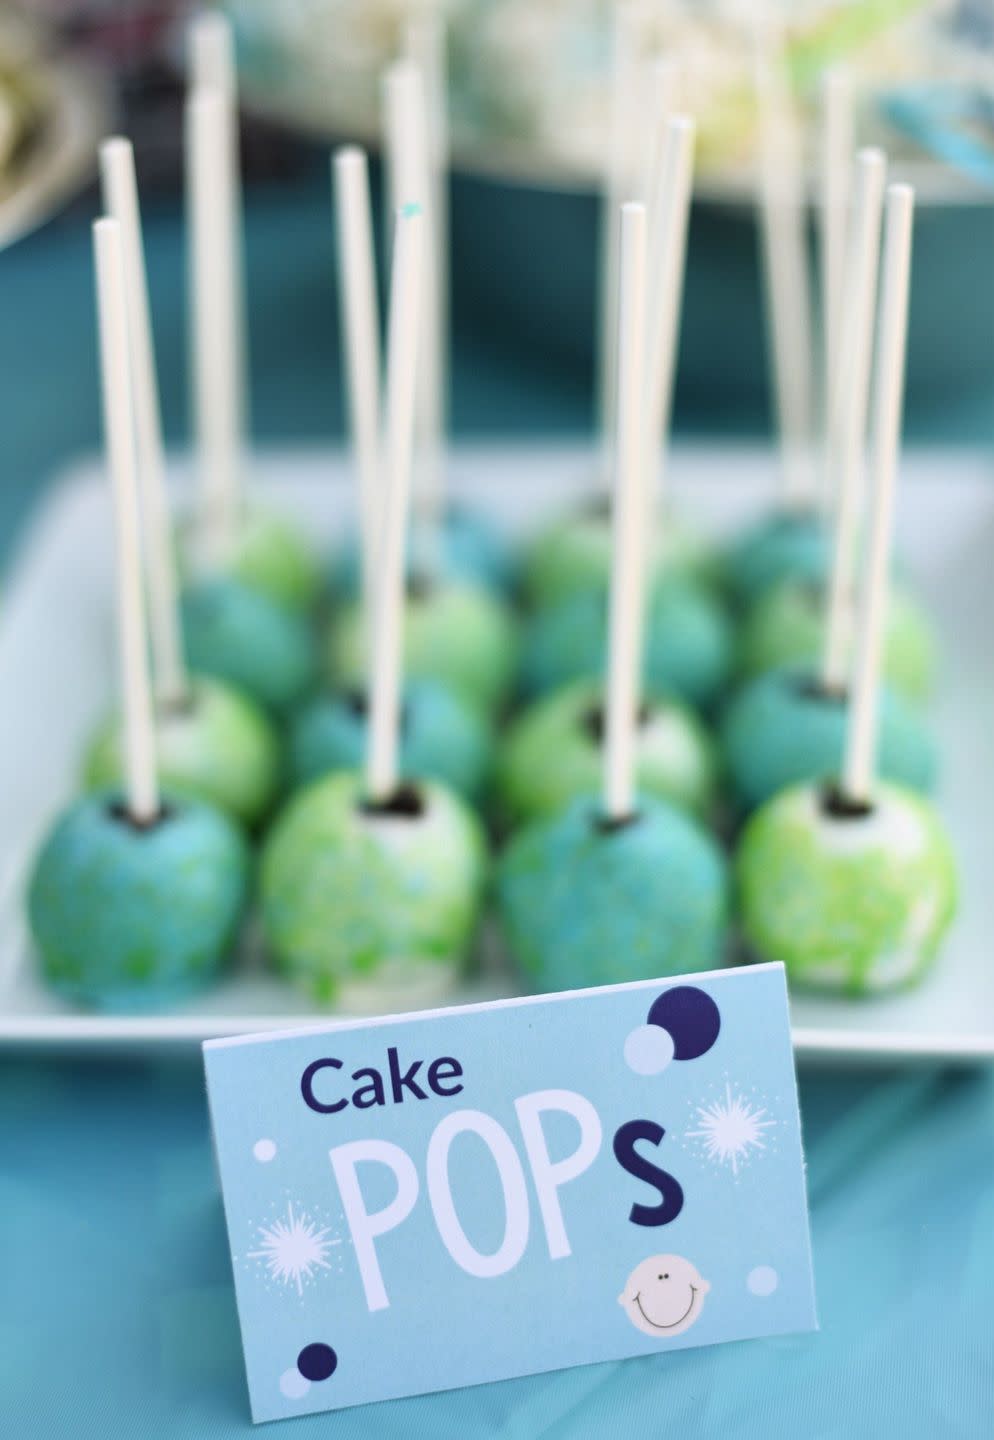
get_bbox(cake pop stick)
[383,61,441,576]
[754,38,816,510]
[643,114,695,514]
[403,9,448,435]
[603,203,648,823]
[187,86,240,560]
[99,137,187,711]
[842,183,914,805]
[333,146,381,622]
[821,148,886,693]
[188,9,248,444]
[597,3,640,483]
[100,137,188,707]
[94,218,159,824]
[819,67,853,404]
[366,204,425,804]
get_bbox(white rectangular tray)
[2,443,992,1062]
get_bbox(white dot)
[747,1265,779,1296]
[624,1024,675,1076]
[280,1367,311,1400]
[253,1138,277,1163]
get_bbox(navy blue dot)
[297,1343,337,1382]
[647,986,720,1060]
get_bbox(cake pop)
[262,203,486,1007]
[289,679,491,801]
[497,679,715,828]
[29,219,249,1009]
[737,574,934,701]
[723,149,937,819]
[722,38,822,608]
[737,185,956,994]
[181,21,319,613]
[520,576,731,714]
[182,576,317,715]
[79,139,280,828]
[498,204,728,991]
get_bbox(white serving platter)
[1,443,992,1063]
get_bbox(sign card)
[205,963,816,1422]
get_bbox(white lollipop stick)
[189,9,235,93]
[187,87,240,561]
[819,67,853,413]
[366,205,425,804]
[754,41,816,510]
[94,218,159,824]
[188,9,248,444]
[100,138,188,707]
[603,203,648,823]
[842,184,914,805]
[333,147,381,625]
[597,4,640,483]
[821,148,886,693]
[404,11,449,435]
[643,114,695,512]
[383,61,441,574]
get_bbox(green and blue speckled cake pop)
[30,789,250,1009]
[83,675,281,829]
[328,576,517,715]
[261,773,486,1007]
[497,679,716,827]
[737,780,955,994]
[737,183,956,996]
[520,577,732,713]
[263,203,487,1008]
[722,664,936,817]
[501,202,728,993]
[182,575,317,715]
[288,678,493,802]
[29,218,251,1010]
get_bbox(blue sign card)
[204,963,816,1422]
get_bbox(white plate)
[1,443,992,1062]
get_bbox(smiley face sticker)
[618,1254,711,1339]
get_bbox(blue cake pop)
[520,579,732,713]
[288,678,493,801]
[498,793,728,992]
[28,790,250,1010]
[722,510,827,607]
[721,663,937,817]
[182,575,318,715]
[333,503,515,599]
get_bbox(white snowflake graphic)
[248,1201,337,1295]
[684,1082,777,1176]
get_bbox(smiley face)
[618,1254,710,1338]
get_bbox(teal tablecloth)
[2,175,993,1437]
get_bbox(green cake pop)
[83,675,280,829]
[737,576,934,701]
[328,577,517,715]
[497,680,716,828]
[29,218,250,1009]
[500,196,728,990]
[737,183,956,995]
[262,201,487,1006]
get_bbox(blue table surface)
[2,179,993,1438]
